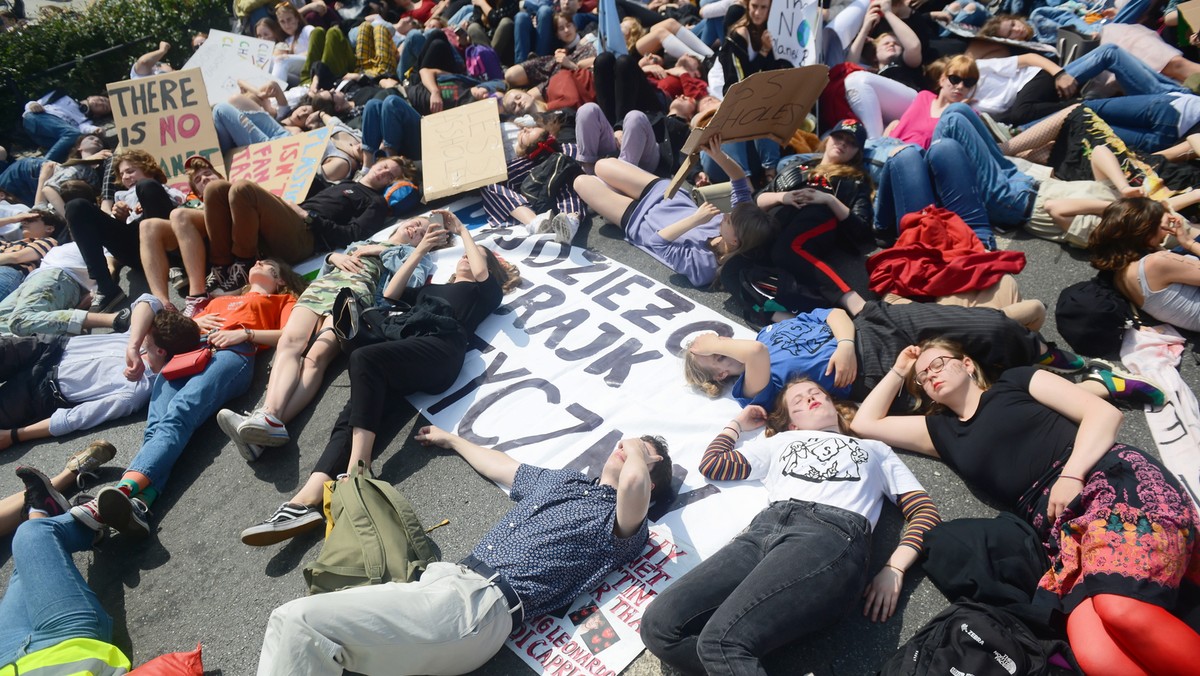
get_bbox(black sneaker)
[205,264,229,294]
[111,308,132,333]
[241,503,324,546]
[90,290,128,314]
[17,466,70,519]
[96,486,149,537]
[211,259,251,296]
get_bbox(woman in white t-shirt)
[271,3,317,86]
[641,377,941,675]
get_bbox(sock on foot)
[117,479,141,497]
[139,486,159,507]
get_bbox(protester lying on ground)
[642,377,940,674]
[237,214,519,544]
[481,122,583,236]
[574,136,747,287]
[0,241,133,338]
[1088,196,1200,333]
[64,149,187,313]
[32,133,112,217]
[0,441,116,536]
[853,341,1200,675]
[682,296,1165,411]
[256,427,672,675]
[68,260,306,538]
[0,209,61,302]
[217,217,451,462]
[22,92,110,163]
[0,296,199,451]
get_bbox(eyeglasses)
[914,355,962,387]
[947,75,978,88]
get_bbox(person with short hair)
[0,208,61,301]
[256,427,673,676]
[0,295,199,452]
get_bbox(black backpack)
[1054,272,1140,360]
[878,601,1079,676]
[520,153,583,216]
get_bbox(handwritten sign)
[226,127,331,203]
[186,28,276,71]
[186,43,284,107]
[666,66,828,196]
[106,69,223,193]
[770,0,820,66]
[420,99,507,201]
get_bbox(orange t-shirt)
[197,292,296,351]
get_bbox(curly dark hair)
[150,311,201,357]
[1088,197,1164,272]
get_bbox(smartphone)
[429,212,445,229]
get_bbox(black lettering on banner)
[457,379,604,450]
[665,321,736,355]
[516,238,572,268]
[502,284,566,328]
[585,338,661,388]
[428,350,529,415]
[560,429,624,479]
[621,288,696,333]
[526,309,589,349]
[556,322,620,361]
[580,269,624,294]
[593,274,654,311]
[548,261,616,287]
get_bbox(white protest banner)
[406,232,770,673]
[507,524,699,675]
[106,69,223,193]
[187,45,284,106]
[186,28,276,71]
[420,99,508,201]
[226,127,331,203]
[770,0,821,66]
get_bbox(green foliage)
[0,0,231,140]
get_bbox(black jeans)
[0,335,67,428]
[313,331,467,477]
[65,179,174,296]
[641,500,871,676]
[593,52,669,127]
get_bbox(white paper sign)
[770,0,821,66]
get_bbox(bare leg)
[594,157,661,198]
[290,472,331,506]
[574,175,633,224]
[277,315,343,422]
[139,217,178,307]
[262,307,322,420]
[1162,55,1200,83]
[347,427,376,472]
[1089,146,1142,197]
[171,209,209,297]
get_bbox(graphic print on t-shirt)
[767,320,832,358]
[779,436,867,483]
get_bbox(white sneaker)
[539,213,579,245]
[217,409,266,462]
[237,410,290,447]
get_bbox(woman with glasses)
[852,339,1200,675]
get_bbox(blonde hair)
[681,348,726,397]
[764,377,859,437]
[621,17,645,52]
[905,337,992,413]
[927,54,979,84]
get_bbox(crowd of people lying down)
[2,0,1200,672]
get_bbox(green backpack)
[303,464,439,595]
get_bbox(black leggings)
[996,71,1076,126]
[312,331,468,477]
[594,52,668,127]
[65,179,174,296]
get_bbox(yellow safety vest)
[0,638,130,676]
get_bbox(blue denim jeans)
[873,141,993,244]
[701,139,780,180]
[641,500,870,676]
[1084,95,1184,153]
[1064,44,1189,97]
[22,112,80,163]
[0,515,111,665]
[0,265,24,303]
[361,96,423,160]
[927,138,994,245]
[126,347,256,490]
[0,157,47,206]
[933,103,1036,229]
[515,3,554,58]
[211,102,289,152]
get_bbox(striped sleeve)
[896,490,941,554]
[698,432,753,481]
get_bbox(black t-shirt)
[418,275,503,333]
[879,62,929,92]
[404,79,477,116]
[925,366,1077,511]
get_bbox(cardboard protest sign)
[186,28,276,71]
[666,65,828,196]
[226,127,331,204]
[507,525,699,676]
[770,0,821,66]
[1178,0,1200,31]
[420,99,507,201]
[106,69,223,193]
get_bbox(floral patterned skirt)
[1034,445,1200,613]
